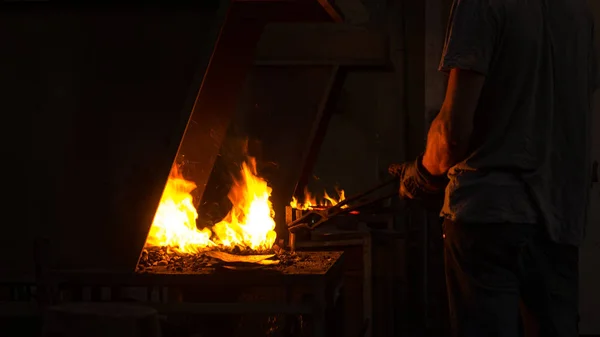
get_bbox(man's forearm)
[421,68,482,176]
[422,108,471,176]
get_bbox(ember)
[137,246,314,273]
[145,156,277,254]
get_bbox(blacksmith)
[390,0,598,336]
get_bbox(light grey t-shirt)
[439,0,596,245]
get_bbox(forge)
[4,0,394,336]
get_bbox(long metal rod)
[328,178,398,213]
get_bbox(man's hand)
[388,155,448,200]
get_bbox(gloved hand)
[388,155,448,200]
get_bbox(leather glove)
[388,155,448,200]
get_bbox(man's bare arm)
[422,68,486,176]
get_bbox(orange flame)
[145,157,276,254]
[212,158,277,251]
[145,165,214,253]
[290,187,346,210]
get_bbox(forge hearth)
[11,0,351,277]
[136,247,340,275]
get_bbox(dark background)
[0,0,598,335]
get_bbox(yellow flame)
[212,158,277,251]
[145,165,214,253]
[290,187,346,210]
[145,157,276,254]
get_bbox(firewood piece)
[257,259,280,265]
[205,251,275,264]
[42,302,161,337]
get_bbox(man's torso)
[441,0,595,245]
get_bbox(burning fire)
[145,157,277,254]
[289,187,346,211]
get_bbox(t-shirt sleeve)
[439,0,498,76]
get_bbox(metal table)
[42,251,345,337]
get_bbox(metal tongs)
[287,178,399,233]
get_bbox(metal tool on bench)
[287,178,399,250]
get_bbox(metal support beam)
[255,23,391,68]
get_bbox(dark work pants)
[443,219,579,337]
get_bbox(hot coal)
[136,245,304,273]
